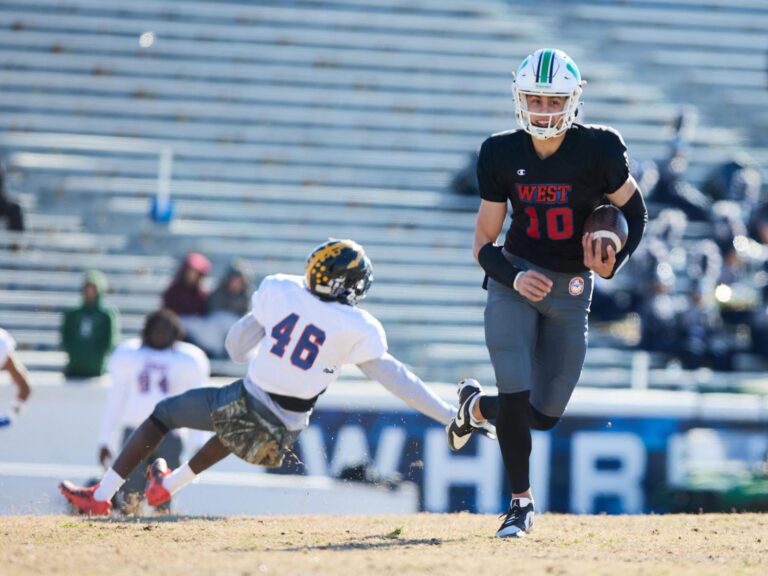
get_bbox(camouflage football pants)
[151,379,299,467]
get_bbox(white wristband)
[11,399,24,414]
[512,271,525,292]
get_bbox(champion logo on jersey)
[517,168,526,176]
[568,277,585,296]
[323,367,336,374]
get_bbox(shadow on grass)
[269,534,453,552]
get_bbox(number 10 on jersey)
[525,206,574,240]
[270,313,327,370]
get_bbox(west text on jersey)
[516,183,571,204]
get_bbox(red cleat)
[145,458,172,507]
[59,481,112,516]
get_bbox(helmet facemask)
[512,48,584,140]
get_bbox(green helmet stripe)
[566,61,581,82]
[538,49,554,83]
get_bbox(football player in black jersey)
[446,48,648,538]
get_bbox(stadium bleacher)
[0,0,767,392]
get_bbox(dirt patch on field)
[1,514,765,575]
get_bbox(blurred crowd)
[58,253,254,380]
[161,252,252,359]
[592,107,767,371]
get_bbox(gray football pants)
[485,254,593,418]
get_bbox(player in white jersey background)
[0,327,31,428]
[60,239,459,515]
[96,309,209,513]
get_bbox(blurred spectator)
[747,201,768,245]
[708,202,764,328]
[449,151,480,196]
[639,263,683,358]
[678,281,733,371]
[97,310,210,514]
[626,235,670,293]
[0,327,31,424]
[686,239,722,288]
[0,160,24,232]
[749,305,768,361]
[590,275,637,322]
[183,260,252,358]
[162,252,211,317]
[623,208,687,307]
[652,208,688,247]
[645,106,711,221]
[207,260,251,317]
[710,201,748,279]
[630,158,659,200]
[60,270,121,378]
[701,155,763,217]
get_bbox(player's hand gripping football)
[515,270,553,302]
[582,232,616,279]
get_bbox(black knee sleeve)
[478,395,499,420]
[528,404,560,431]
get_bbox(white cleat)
[446,378,496,451]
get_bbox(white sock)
[513,497,534,507]
[162,462,197,495]
[468,395,486,426]
[93,468,125,502]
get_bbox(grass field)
[1,513,766,575]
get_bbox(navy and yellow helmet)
[305,239,373,306]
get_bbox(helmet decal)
[305,239,373,306]
[536,49,554,84]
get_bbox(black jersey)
[477,123,630,273]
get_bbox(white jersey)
[0,328,15,367]
[97,339,210,445]
[246,274,387,399]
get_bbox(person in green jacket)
[60,270,120,378]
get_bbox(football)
[583,204,628,260]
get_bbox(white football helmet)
[512,48,584,140]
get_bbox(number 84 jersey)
[478,123,630,273]
[99,339,210,445]
[247,274,387,399]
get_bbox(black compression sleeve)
[478,242,522,288]
[609,189,648,278]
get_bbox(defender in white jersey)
[0,327,31,428]
[60,239,457,515]
[96,310,209,512]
